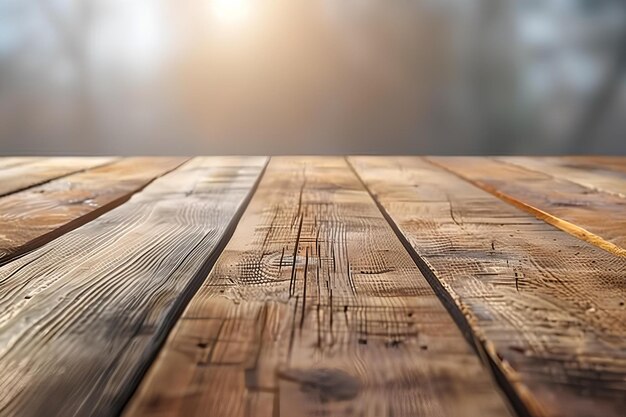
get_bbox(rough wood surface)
[349,156,626,417]
[0,157,187,265]
[499,157,626,198]
[124,157,512,417]
[0,157,114,197]
[429,156,626,257]
[0,157,266,417]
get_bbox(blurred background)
[0,0,625,155]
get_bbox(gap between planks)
[0,157,189,266]
[0,157,267,417]
[123,156,513,417]
[345,156,534,417]
[349,156,626,417]
[497,157,626,199]
[0,157,115,198]
[427,156,626,258]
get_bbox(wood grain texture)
[0,157,187,265]
[0,157,266,417]
[349,156,626,417]
[428,156,626,257]
[499,157,626,198]
[124,157,512,417]
[0,157,114,197]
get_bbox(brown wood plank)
[0,157,266,417]
[349,156,626,417]
[124,157,512,417]
[428,156,626,257]
[561,156,626,175]
[0,156,115,197]
[499,157,626,198]
[0,157,187,265]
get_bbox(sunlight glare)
[211,0,253,25]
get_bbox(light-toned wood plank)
[0,157,266,417]
[349,156,626,417]
[0,157,187,265]
[428,156,626,257]
[124,157,512,417]
[499,157,626,198]
[0,157,114,197]
[0,157,41,170]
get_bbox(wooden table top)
[0,156,624,417]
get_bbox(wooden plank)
[349,156,626,417]
[560,156,626,175]
[124,157,512,417]
[0,157,187,265]
[0,157,266,417]
[499,157,626,198]
[0,157,41,170]
[0,157,114,197]
[428,156,626,257]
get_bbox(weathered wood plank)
[0,157,266,417]
[0,157,187,265]
[0,157,41,170]
[428,156,626,257]
[0,157,114,197]
[561,156,626,175]
[349,156,626,417]
[124,157,512,417]
[499,157,626,198]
